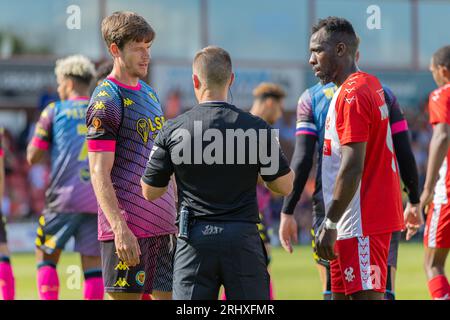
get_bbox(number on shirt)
[386,124,396,172]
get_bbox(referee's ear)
[192,74,200,89]
[229,73,235,88]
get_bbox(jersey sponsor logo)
[114,278,130,288]
[136,117,165,143]
[344,267,355,282]
[123,98,134,107]
[96,90,110,98]
[323,139,331,156]
[93,101,106,110]
[136,271,146,286]
[114,261,130,271]
[65,108,87,120]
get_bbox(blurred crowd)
[1,90,432,245]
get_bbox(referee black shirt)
[142,101,291,223]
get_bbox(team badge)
[136,271,146,286]
[344,267,355,283]
[92,117,102,129]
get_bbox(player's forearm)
[424,129,450,192]
[326,164,363,223]
[91,169,126,233]
[392,131,420,204]
[281,135,316,215]
[26,144,46,165]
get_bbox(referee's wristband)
[324,218,337,230]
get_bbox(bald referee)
[141,46,293,300]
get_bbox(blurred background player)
[420,45,450,300]
[27,55,103,300]
[86,11,177,300]
[222,82,286,300]
[0,127,15,300]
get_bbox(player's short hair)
[253,83,286,102]
[55,55,95,86]
[433,45,450,69]
[101,11,155,50]
[311,16,359,55]
[95,60,114,84]
[193,46,232,89]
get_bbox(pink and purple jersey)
[31,98,97,215]
[86,77,177,241]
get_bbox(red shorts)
[331,233,391,296]
[424,203,450,248]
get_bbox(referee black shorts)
[173,220,270,300]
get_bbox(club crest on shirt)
[344,267,355,282]
[136,271,146,286]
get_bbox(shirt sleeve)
[384,86,408,135]
[296,89,318,137]
[30,103,56,150]
[335,85,372,145]
[86,86,123,152]
[141,124,174,187]
[259,123,291,182]
[429,87,450,125]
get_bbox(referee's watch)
[324,218,337,230]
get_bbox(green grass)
[9,242,448,300]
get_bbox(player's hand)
[279,213,298,253]
[404,202,423,241]
[419,188,433,215]
[114,222,141,267]
[316,226,337,261]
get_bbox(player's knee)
[106,292,142,300]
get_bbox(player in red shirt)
[420,45,450,300]
[307,17,404,300]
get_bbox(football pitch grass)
[9,242,447,300]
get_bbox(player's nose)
[309,52,317,66]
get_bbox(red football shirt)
[428,83,450,206]
[322,71,404,239]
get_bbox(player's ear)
[110,43,120,58]
[336,42,346,57]
[441,65,450,82]
[192,74,200,89]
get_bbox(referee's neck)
[197,89,228,104]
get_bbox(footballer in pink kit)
[86,12,177,300]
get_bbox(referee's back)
[141,45,294,300]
